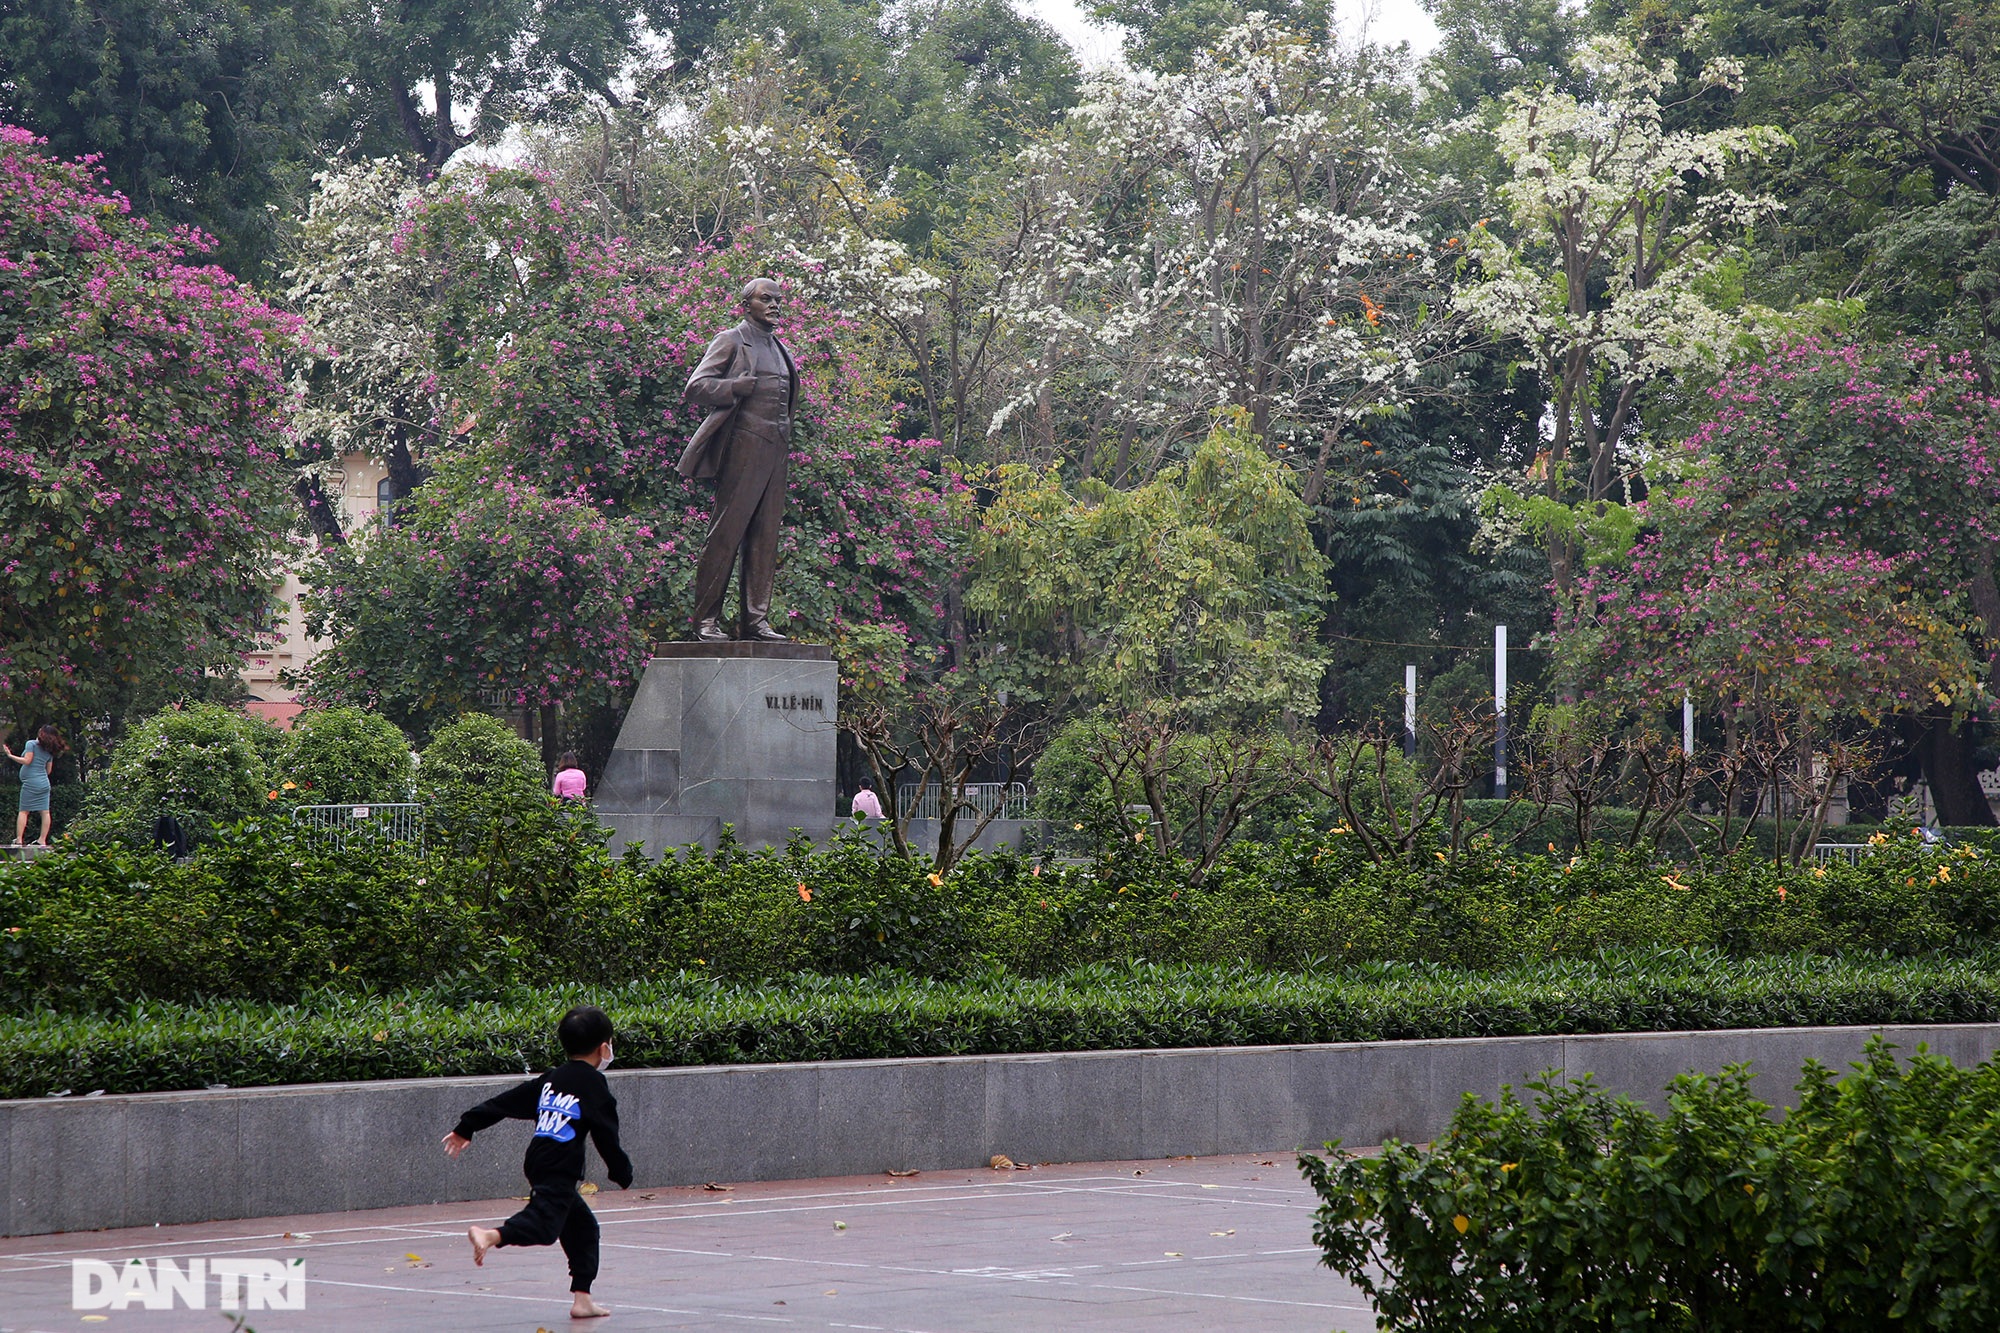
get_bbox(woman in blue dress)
[7,725,66,847]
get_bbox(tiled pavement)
[0,1153,1379,1332]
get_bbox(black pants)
[498,1180,599,1293]
[690,429,788,627]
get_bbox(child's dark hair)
[559,750,580,770]
[558,1005,614,1056]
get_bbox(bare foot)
[467,1225,500,1266]
[570,1293,611,1318]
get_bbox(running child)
[443,1005,633,1320]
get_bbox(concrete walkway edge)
[5,1022,1997,1237]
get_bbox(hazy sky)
[1019,0,1444,69]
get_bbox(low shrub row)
[3,814,1998,1007]
[8,950,2000,1098]
[1305,1037,2000,1330]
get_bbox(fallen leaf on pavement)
[703,1182,734,1192]
[1164,1251,1183,1257]
[887,1169,919,1178]
[1210,1230,1235,1237]
[989,1154,1017,1170]
[579,1182,599,1195]
[834,1221,847,1230]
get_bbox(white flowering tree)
[976,19,1463,496]
[283,157,447,536]
[1456,35,1789,592]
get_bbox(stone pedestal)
[595,643,837,855]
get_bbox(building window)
[377,476,399,527]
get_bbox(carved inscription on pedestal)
[764,693,826,713]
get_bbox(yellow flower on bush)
[797,883,812,903]
[266,790,278,800]
[927,872,943,886]
[281,781,297,791]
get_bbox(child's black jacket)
[454,1061,633,1188]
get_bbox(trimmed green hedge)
[9,950,2000,1098]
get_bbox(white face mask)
[597,1044,614,1072]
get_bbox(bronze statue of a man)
[677,278,799,643]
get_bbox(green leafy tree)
[1084,0,1329,73]
[344,0,730,169]
[1705,0,2000,342]
[966,412,1329,720]
[1419,0,1587,116]
[0,0,345,276]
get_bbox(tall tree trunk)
[538,703,560,775]
[1916,710,1995,826]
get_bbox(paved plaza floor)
[0,1153,1380,1332]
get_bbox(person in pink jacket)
[552,752,588,801]
[850,778,884,820]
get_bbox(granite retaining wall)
[5,1022,1996,1237]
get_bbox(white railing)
[895,782,1029,822]
[291,802,424,851]
[1812,843,1875,865]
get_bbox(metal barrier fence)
[894,782,1029,822]
[290,802,424,851]
[1813,843,1875,865]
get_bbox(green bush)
[6,820,2000,1008]
[68,703,281,845]
[1303,1037,2000,1330]
[7,951,2000,1098]
[0,820,499,1006]
[416,713,545,837]
[277,706,412,805]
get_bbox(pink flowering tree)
[0,127,296,734]
[1555,338,2000,821]
[297,463,663,741]
[295,168,962,741]
[1563,534,1977,724]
